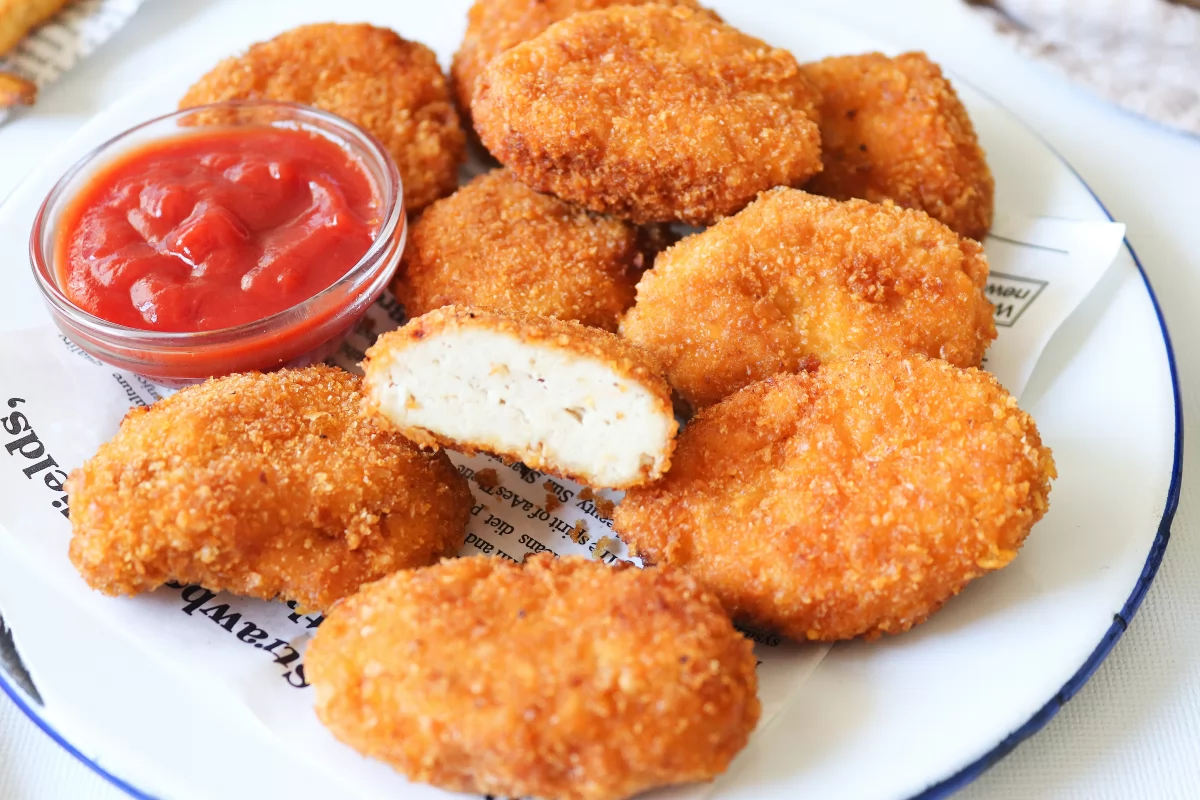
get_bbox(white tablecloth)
[1,1,1197,797]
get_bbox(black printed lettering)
[43,470,67,492]
[237,623,270,645]
[464,532,495,554]
[5,430,44,459]
[22,454,57,478]
[180,586,217,615]
[2,410,29,435]
[283,664,309,689]
[199,603,243,632]
[271,643,301,668]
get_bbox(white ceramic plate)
[0,2,1181,799]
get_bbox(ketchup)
[56,126,379,332]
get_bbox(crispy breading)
[472,5,823,225]
[614,352,1056,641]
[67,366,472,612]
[620,188,996,410]
[307,554,760,800]
[0,71,36,107]
[802,52,995,240]
[363,306,677,488]
[451,0,706,126]
[0,0,69,55]
[394,169,645,331]
[179,23,466,214]
[474,467,500,488]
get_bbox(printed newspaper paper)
[0,212,1125,798]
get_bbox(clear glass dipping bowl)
[29,101,405,388]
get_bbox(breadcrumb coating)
[620,188,996,410]
[450,0,706,126]
[363,305,677,488]
[67,366,472,612]
[179,23,466,214]
[614,352,1056,641]
[394,169,645,330]
[472,5,823,225]
[802,52,994,241]
[307,554,760,800]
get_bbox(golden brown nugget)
[364,306,676,489]
[179,23,466,214]
[67,366,472,612]
[620,188,996,410]
[395,169,648,331]
[802,52,994,240]
[614,352,1056,641]
[0,0,69,55]
[472,5,823,225]
[451,0,706,125]
[307,554,760,800]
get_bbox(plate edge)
[908,88,1185,800]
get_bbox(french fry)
[0,0,71,56]
[0,71,37,107]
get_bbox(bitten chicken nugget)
[620,188,996,410]
[307,554,760,800]
[614,352,1056,641]
[802,52,994,240]
[67,366,472,612]
[395,168,649,331]
[363,306,677,489]
[451,0,706,126]
[179,23,466,214]
[472,5,822,225]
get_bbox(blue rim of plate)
[0,670,155,799]
[0,111,1184,800]
[908,88,1184,799]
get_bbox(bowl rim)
[28,99,405,346]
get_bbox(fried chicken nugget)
[395,168,652,331]
[179,23,466,214]
[307,554,760,800]
[363,306,677,488]
[802,52,995,241]
[451,0,707,126]
[620,188,996,410]
[67,366,472,612]
[614,352,1056,641]
[472,5,823,225]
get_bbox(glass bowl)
[29,100,405,388]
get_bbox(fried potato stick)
[0,71,36,107]
[0,0,69,56]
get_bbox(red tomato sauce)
[56,126,380,332]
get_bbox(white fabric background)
[969,0,1200,135]
[0,0,1197,797]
